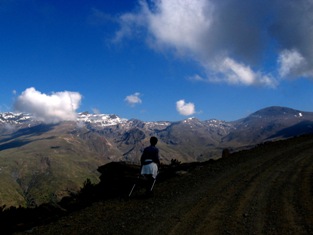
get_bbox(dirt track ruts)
[166,140,313,235]
[17,136,313,235]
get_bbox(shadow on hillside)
[0,124,56,143]
[0,124,57,152]
[0,140,33,151]
[268,120,313,139]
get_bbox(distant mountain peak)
[77,112,127,127]
[250,106,303,118]
[0,112,128,127]
[183,117,198,122]
[0,112,34,125]
[0,106,310,130]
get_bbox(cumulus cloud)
[176,99,196,116]
[14,87,82,123]
[125,92,142,106]
[211,57,277,87]
[115,0,313,86]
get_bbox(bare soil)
[16,135,313,235]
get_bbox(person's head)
[150,136,158,146]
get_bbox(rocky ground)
[15,135,313,235]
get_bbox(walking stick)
[150,170,159,191]
[150,177,157,192]
[128,176,139,197]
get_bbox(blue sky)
[1,0,313,122]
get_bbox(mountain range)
[0,106,313,207]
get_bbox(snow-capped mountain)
[0,112,127,127]
[1,106,313,146]
[0,112,33,124]
[76,112,128,127]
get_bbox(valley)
[1,106,313,207]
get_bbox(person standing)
[140,136,160,195]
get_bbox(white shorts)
[141,162,158,179]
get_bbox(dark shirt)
[140,145,160,166]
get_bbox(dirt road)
[17,135,313,235]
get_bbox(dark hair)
[150,136,158,146]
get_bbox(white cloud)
[213,57,277,87]
[125,92,142,106]
[147,0,213,53]
[14,87,82,123]
[115,0,313,85]
[278,49,306,77]
[176,99,196,116]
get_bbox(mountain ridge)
[1,106,313,207]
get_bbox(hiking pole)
[128,184,136,197]
[150,172,159,192]
[150,178,156,192]
[128,176,139,197]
